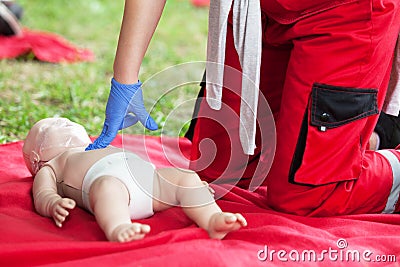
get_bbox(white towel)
[206,0,262,155]
[383,34,400,117]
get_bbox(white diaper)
[82,152,155,219]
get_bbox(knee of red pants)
[267,149,400,216]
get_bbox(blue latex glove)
[86,78,158,150]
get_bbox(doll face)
[23,118,91,174]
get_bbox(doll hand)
[51,198,76,228]
[86,78,158,151]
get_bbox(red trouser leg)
[189,12,287,189]
[190,0,400,215]
[265,0,400,216]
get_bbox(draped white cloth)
[206,0,262,155]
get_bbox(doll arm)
[32,166,76,227]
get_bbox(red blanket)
[1,135,399,266]
[0,29,94,63]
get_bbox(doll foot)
[110,223,151,242]
[207,212,247,239]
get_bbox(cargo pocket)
[289,83,378,186]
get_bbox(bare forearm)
[113,0,166,84]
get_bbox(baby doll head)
[22,118,91,175]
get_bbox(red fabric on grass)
[0,135,399,266]
[0,29,94,63]
[191,0,210,7]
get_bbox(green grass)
[0,0,209,143]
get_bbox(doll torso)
[45,146,124,191]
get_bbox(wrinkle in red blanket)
[0,135,399,267]
[0,29,94,63]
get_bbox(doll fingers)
[59,198,76,209]
[55,205,69,217]
[53,198,73,211]
[234,213,247,227]
[54,213,66,226]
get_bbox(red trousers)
[190,0,400,216]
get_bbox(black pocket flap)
[310,83,378,129]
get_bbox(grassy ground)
[0,0,209,143]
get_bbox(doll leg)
[89,175,150,242]
[153,168,247,239]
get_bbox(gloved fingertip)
[85,143,95,151]
[85,135,110,151]
[145,117,158,131]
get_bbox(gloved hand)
[86,78,158,150]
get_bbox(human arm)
[32,166,76,227]
[86,0,165,150]
[113,0,166,83]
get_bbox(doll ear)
[30,151,41,175]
